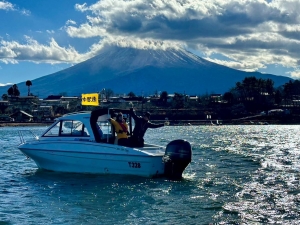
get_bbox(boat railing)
[142,146,164,150]
[18,130,39,144]
[138,145,165,155]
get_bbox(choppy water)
[0,125,300,224]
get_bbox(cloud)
[20,8,30,15]
[0,82,12,87]
[0,1,14,11]
[66,19,76,26]
[2,0,300,76]
[0,1,30,15]
[46,30,55,34]
[289,70,300,78]
[203,57,266,72]
[64,0,300,73]
[0,36,89,64]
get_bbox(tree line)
[129,76,300,120]
[2,80,32,100]
[222,77,300,112]
[2,76,300,120]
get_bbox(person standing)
[129,108,165,147]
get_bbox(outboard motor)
[163,139,192,179]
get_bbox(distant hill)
[0,45,292,98]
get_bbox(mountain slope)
[0,46,292,97]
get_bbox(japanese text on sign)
[81,93,100,106]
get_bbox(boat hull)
[19,141,165,177]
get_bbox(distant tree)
[265,79,274,95]
[172,93,185,109]
[283,80,300,96]
[281,80,300,106]
[103,88,114,100]
[160,91,168,105]
[127,91,136,98]
[14,85,20,96]
[7,87,13,96]
[2,94,8,101]
[274,89,282,105]
[233,76,275,109]
[26,80,32,96]
[197,93,210,107]
[223,92,234,104]
[7,84,20,97]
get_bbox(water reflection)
[1,125,300,224]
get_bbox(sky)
[1,0,300,87]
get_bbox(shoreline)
[0,122,52,127]
[1,120,300,127]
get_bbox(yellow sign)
[81,93,99,106]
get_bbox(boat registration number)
[128,162,141,168]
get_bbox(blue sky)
[1,0,300,86]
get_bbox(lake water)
[0,125,300,224]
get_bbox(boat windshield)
[97,121,111,136]
[43,120,90,137]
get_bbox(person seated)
[129,108,165,147]
[97,124,103,138]
[108,113,129,146]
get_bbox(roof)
[20,110,33,117]
[60,96,79,99]
[44,95,62,100]
[8,96,37,99]
[10,110,33,118]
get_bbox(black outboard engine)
[163,139,192,179]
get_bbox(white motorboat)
[18,108,192,179]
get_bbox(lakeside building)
[8,96,39,111]
[1,93,209,122]
[210,94,222,103]
[0,101,9,106]
[2,95,81,122]
[10,110,34,122]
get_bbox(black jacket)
[130,108,164,140]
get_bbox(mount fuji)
[0,45,292,98]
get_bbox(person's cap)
[144,112,151,118]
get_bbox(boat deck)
[137,144,165,156]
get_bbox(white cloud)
[0,37,89,64]
[0,1,30,14]
[2,0,300,75]
[0,1,14,11]
[289,70,300,78]
[66,23,106,38]
[46,30,55,34]
[0,82,12,86]
[66,19,76,25]
[203,57,266,72]
[20,8,30,15]
[75,2,88,12]
[64,0,300,73]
